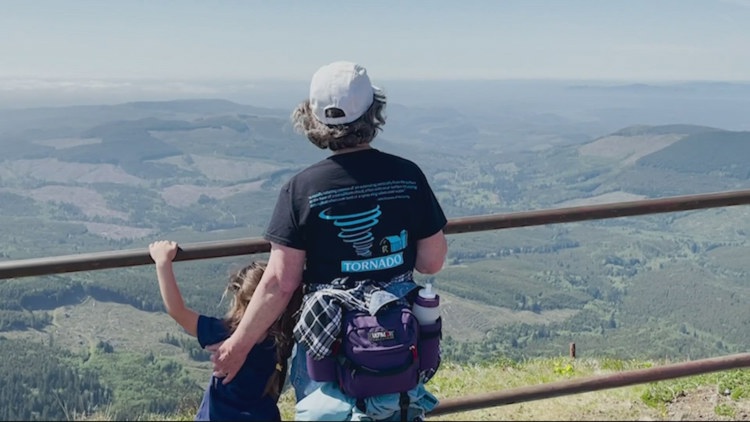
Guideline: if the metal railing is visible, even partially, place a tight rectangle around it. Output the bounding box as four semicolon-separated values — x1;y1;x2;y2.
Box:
430;352;750;416
4;188;750;280
3;188;750;416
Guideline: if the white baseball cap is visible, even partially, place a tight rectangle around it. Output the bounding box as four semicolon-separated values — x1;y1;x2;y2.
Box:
309;61;376;125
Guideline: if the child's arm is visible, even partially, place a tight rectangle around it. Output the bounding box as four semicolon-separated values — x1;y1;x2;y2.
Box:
149;240;199;337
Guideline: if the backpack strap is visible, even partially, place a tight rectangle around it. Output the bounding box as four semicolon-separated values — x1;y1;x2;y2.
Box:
356;398;367;413
399;391;409;422
355;394;410;421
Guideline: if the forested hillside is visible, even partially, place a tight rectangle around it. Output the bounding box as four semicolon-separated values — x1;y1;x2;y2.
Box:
1;100;750;419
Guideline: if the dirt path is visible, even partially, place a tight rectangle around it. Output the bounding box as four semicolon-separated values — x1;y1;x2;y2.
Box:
665;386;750;421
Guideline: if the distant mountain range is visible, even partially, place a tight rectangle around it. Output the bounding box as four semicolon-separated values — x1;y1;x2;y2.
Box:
1;99;749;239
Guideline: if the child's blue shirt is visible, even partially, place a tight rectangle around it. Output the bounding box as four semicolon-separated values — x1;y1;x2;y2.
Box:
194;315;280;421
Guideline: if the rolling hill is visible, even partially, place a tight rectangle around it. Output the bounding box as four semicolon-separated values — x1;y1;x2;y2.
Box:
1;100;749;420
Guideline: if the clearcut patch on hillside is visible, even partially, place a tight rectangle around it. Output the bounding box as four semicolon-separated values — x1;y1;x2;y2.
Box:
188;155;283;181
579;134;684;165
0;158;144;185
440;290;579;342
82;222;155;240
10;297;197;360
555;191;648;208
160;180;266;207
150;153;284;181
33;137;103;149
4;185;129;220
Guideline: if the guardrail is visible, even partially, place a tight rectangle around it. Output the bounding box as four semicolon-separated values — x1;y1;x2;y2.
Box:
429;352;750;416
3;188;750;417
3;188;750;280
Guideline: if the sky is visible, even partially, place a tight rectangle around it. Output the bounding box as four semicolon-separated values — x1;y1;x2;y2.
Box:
2;0;750;84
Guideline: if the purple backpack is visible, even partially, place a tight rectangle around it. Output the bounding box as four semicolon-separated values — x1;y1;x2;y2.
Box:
306;302;443;400
336;304;421;399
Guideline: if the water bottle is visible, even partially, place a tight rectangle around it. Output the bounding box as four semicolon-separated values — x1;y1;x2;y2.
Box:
412;280;442;376
412;280;440;325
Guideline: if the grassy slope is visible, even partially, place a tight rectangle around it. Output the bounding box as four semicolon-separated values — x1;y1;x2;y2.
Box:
83;358;750;421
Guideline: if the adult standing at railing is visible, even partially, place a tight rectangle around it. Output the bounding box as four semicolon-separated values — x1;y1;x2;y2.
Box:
208;61;448;421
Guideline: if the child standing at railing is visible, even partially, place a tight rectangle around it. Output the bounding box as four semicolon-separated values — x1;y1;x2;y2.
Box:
148;240;300;421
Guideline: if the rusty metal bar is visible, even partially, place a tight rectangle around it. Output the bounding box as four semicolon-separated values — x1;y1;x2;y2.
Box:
2;188;750;280
444;188;750;234
0;238;271;280
429;352;750;416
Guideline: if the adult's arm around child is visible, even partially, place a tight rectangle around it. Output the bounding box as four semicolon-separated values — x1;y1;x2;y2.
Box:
208;242;305;384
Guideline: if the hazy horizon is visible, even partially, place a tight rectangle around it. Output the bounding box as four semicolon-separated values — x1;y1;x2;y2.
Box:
4;0;750;81
3;78;750;136
4;77;750;110
5;0;750;112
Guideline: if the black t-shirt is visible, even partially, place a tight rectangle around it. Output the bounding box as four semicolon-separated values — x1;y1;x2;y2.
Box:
264;148;447;285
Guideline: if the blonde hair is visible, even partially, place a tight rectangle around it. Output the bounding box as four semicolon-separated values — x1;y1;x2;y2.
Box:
223;261;302;400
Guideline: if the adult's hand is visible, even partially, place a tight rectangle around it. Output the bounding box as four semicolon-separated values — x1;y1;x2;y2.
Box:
207;336;251;384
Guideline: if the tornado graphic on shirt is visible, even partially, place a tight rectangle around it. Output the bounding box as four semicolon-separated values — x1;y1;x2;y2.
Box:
310;180;416;273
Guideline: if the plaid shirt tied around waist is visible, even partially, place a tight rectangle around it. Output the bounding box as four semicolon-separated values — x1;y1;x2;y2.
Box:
293;272;418;361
